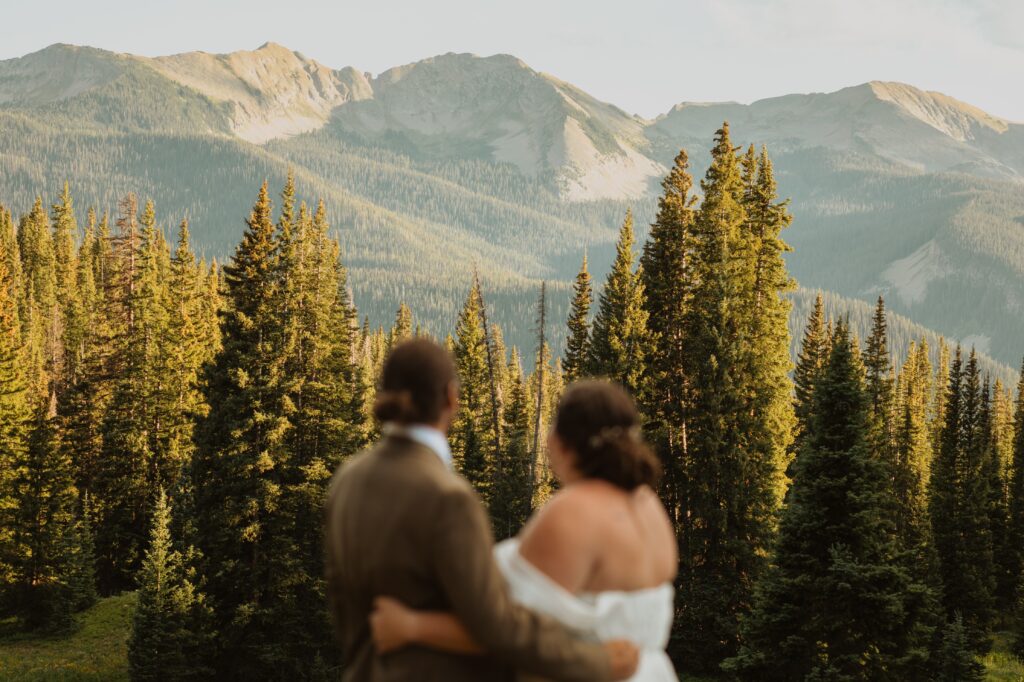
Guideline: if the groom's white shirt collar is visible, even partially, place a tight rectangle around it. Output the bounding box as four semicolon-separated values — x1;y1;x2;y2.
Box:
383;423;452;469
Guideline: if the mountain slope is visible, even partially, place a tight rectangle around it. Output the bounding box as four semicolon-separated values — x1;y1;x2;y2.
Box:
649;81;1024;180
0;42;1022;365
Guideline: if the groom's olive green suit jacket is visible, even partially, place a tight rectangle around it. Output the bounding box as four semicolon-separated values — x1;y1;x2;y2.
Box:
325;433;612;682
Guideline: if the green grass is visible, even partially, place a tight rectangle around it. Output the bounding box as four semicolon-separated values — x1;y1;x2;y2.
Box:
0;597;1019;681
0;593;135;681
985;631;1024;681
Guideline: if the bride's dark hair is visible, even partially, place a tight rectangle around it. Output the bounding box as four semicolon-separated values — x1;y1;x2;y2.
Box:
554;380;660;490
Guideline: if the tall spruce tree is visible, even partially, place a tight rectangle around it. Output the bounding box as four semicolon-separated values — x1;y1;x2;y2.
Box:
893;342;938;557
673;124;790;671
930;347;996;652
725;322;929;680
95;199;171;591
492;349;533;539
979;376;1011;607
194;181;294;676
51;183;78;396
640;149;697;522
17;196;57;402
60;214;113;500
588;209;650;397
451;279;493;502
0;238;30;603
276;198;365;672
194;181;362;677
1009;360;1024;605
793;293;827;453
562;254;593;384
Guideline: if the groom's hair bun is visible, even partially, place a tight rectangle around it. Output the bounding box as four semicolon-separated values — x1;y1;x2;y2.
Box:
374;339;457;425
554;380;660;491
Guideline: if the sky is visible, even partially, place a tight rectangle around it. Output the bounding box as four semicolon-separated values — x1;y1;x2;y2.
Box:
3;0;1022;121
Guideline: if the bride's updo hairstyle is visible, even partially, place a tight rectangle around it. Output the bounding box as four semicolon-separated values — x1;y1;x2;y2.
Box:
373;339;457;425
554;380;660;491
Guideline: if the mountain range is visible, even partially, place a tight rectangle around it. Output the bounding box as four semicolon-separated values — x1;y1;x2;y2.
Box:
1;42;1022;369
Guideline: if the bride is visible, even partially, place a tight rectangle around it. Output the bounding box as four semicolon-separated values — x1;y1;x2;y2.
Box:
370;380;678;681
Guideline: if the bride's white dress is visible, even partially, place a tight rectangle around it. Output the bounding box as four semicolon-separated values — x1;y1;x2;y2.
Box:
494;538;677;681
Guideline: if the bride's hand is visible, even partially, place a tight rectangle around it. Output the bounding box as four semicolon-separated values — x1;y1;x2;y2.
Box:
370;596;420;653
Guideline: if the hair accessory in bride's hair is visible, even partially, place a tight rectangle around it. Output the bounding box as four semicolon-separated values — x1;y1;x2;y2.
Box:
588;424;642;449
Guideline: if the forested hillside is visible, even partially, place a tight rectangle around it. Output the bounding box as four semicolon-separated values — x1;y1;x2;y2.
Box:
2;43;1023;364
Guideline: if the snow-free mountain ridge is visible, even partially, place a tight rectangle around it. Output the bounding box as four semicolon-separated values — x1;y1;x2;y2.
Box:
1;42;1023;366
6;43;1021;198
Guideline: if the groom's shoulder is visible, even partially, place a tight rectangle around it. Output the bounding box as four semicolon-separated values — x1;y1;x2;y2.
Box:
332;439;471;497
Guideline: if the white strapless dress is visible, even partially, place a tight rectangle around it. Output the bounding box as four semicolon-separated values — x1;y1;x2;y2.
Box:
494;538;677;682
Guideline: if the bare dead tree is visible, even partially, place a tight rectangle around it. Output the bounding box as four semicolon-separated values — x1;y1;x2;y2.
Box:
475;268;504;476
529;281;547;511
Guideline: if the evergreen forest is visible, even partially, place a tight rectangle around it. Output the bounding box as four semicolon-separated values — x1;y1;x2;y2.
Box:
1;123;1023;680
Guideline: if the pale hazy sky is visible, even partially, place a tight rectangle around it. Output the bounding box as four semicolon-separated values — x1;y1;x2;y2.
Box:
3;0;1022;121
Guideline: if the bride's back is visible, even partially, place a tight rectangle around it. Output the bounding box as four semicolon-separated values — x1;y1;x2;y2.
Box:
523;481;677;594
517;380;678;596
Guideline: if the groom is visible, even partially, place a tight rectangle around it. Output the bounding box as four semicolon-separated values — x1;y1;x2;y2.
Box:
325;339;638;681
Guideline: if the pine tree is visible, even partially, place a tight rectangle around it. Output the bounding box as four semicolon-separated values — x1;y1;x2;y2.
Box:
979;376;1011;608
865;297;894;420
492;349;533;539
1008;359;1024;610
588;210;650;397
275;197;365;672
725;322;929;680
0;205;23;324
930;347;996;651
66;493;98;612
674;125;790;671
11;407;79;631
475;273;505;489
737;142;795;550
18;197;58;404
94;198;171;591
793;293;827;451
128;490;213;681
893;342;938;555
639;149;697;517
934;615;985;682
0;237;30;602
161;218;211;520
451;279;492;501
60;214;113;500
194;181;292;676
562;254;592;383
51;182;78;396
194;182;362;677
389;302;413;347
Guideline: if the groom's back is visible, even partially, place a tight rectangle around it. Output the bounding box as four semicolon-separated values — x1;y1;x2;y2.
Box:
325;434;507;682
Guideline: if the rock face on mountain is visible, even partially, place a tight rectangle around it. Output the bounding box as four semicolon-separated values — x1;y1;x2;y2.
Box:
649;81;1024;181
1;42;1022;364
144;43;373;143
327;53;665;200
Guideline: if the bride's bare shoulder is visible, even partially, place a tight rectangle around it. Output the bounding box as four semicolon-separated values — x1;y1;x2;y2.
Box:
522;482;619;538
